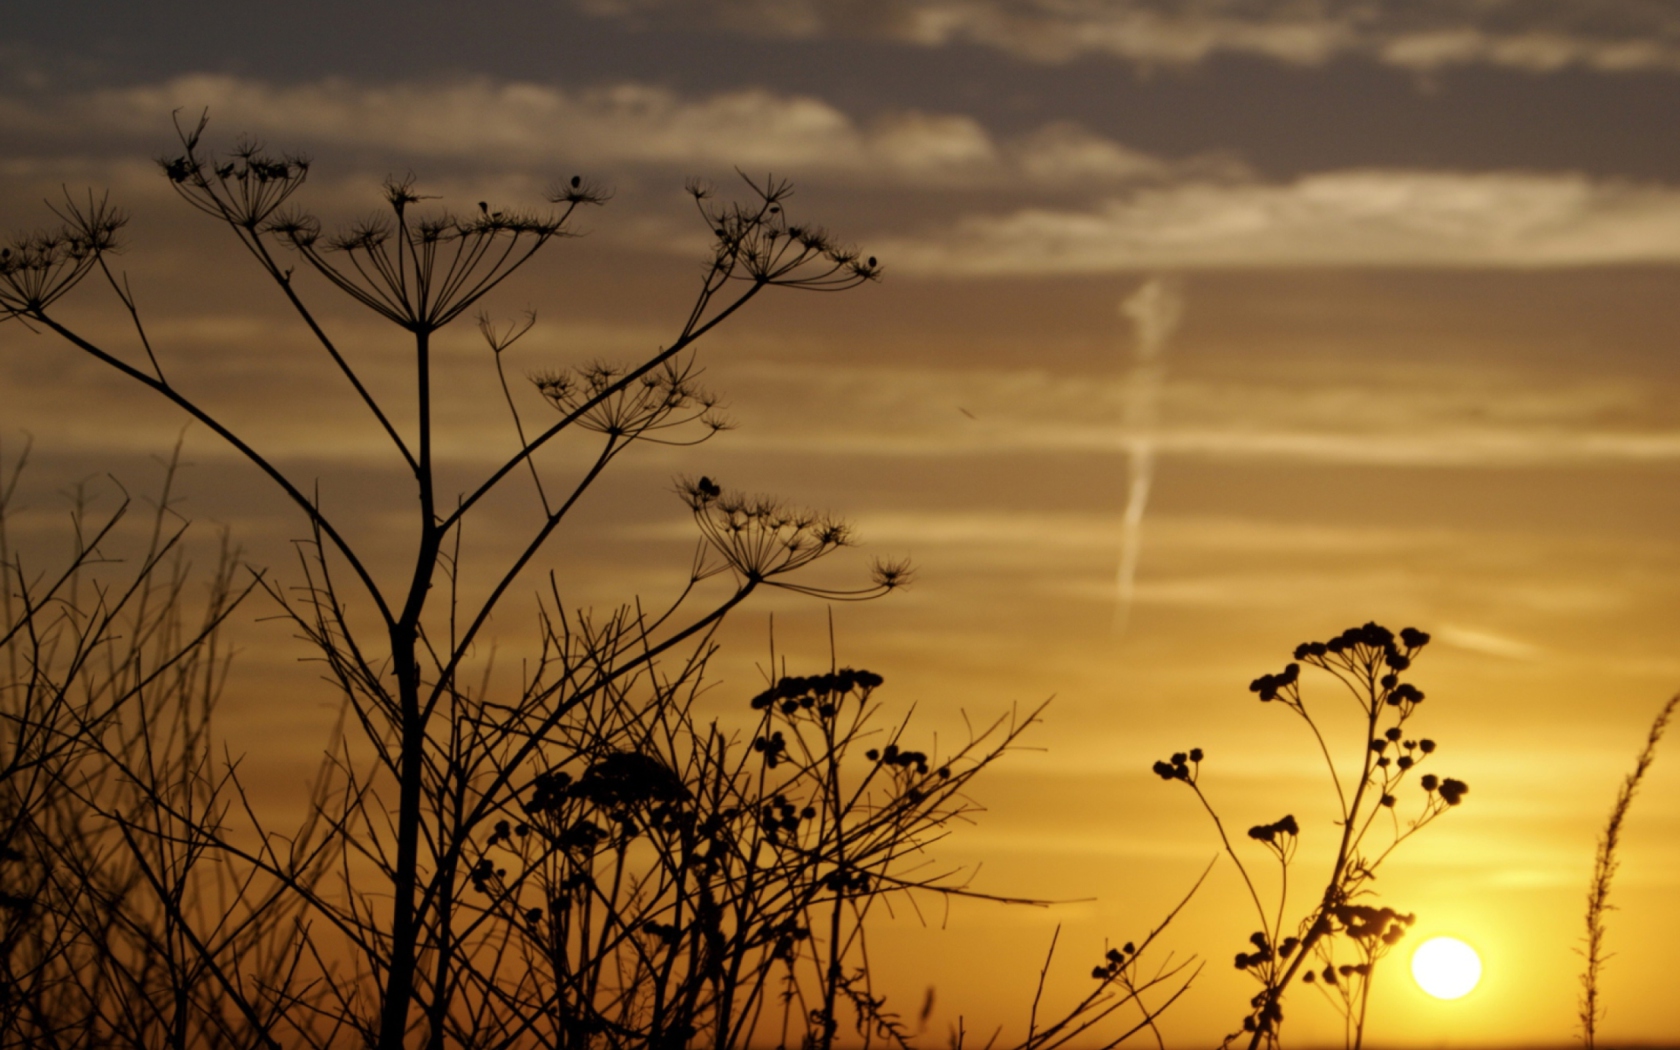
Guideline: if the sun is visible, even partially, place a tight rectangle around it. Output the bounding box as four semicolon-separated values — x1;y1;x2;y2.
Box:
1411;936;1482;1000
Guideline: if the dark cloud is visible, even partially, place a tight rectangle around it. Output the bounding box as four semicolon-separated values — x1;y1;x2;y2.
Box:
573;0;1680;73
6;1;1680;185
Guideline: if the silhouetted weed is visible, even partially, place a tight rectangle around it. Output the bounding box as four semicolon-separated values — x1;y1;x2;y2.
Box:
1579;691;1677;1049
0;116;1205;1050
1153;623;1468;1049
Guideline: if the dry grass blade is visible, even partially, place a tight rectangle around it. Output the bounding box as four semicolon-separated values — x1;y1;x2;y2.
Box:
1578;691;1678;1049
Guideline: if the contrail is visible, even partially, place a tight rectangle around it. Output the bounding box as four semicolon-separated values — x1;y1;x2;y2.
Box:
1114;277;1184;635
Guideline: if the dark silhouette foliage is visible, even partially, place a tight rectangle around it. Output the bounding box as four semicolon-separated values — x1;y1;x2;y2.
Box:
0;117;1194;1050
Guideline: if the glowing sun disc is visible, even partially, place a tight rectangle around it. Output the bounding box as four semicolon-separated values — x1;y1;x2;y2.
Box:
1411;936;1482;1000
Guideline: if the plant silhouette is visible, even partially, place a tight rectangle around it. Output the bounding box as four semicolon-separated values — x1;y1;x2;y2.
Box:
1153;623;1469;1049
0;439;332;1049
0;118;1199;1049
1578;690;1676;1049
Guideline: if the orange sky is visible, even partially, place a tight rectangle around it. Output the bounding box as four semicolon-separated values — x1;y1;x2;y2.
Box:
4;4;1680;1045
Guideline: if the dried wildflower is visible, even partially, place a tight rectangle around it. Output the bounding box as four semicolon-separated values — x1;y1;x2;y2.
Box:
1438;778;1469;805
536;356;728;443
0;194;126;318
1166;624;1465;1049
681;483;896;598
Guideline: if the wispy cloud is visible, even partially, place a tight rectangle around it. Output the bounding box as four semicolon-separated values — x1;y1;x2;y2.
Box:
574;0;1680;75
873;171;1680;271
728;420;1680;466
717;360;1680;466
615;510;1456;560
12;76;1670;273
1434;624;1544;661
0;74;1205;190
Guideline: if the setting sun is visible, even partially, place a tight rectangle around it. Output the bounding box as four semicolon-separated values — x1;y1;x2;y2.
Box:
1412;937;1484;1000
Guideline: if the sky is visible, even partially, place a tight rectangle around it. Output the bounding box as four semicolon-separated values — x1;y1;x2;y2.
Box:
3;1;1680;1045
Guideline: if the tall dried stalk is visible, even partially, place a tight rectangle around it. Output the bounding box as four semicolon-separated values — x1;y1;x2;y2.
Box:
1579;691;1678;1049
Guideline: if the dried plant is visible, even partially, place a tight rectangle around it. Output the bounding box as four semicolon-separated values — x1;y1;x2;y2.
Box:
0;439;329;1049
1152;623;1470;1049
1578;690;1677;1049
0;113;1201;1050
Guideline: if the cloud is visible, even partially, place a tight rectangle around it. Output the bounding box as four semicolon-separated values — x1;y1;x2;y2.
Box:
715;360;1680;466
0;74;1195;190
23;76;1663;276
855;511;1449;557
871;170;1680;271
1434;624;1544;661
572;0;1680;75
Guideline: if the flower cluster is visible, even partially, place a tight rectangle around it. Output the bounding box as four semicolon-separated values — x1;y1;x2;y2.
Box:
682;480;851;584
1328;903;1414;946
863;743;939;777
1249;663;1299;703
1090;940;1138;980
1156;624;1474;1048
1421;774;1469;806
1245;815;1299;843
571;751;689;810
1371;730;1435;771
555;819;608;854
1150;748;1203;783
1293;623;1429;665
0;195;125;318
759;793;815;839
688;174;881;291
262;165;606;330
486;818;531;847
469;857;506;895
1234;930;1300;971
524;769;574;816
160;131;310;230
533;356;725;443
1246;814;1300;862
749;667;883;717
1239;993;1284;1037
752;730;788;768
513;753;691;863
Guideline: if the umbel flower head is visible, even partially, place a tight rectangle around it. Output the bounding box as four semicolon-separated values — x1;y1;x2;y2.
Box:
687;173;880;291
270;173;602;331
160;114;311;230
0;193;125;319
162;116;608;333
533;355;728;444
678;476;908;599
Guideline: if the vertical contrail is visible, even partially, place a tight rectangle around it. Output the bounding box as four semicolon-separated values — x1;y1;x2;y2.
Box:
1114;277;1184;635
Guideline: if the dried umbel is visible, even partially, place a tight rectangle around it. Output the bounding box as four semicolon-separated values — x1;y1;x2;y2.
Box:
687;173;880;292
678;475;908;599
275;177;599;331
533;355;728;442
161;116;311;230
0;194;125;318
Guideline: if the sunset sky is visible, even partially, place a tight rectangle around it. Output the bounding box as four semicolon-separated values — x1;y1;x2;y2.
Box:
4;2;1680;1045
